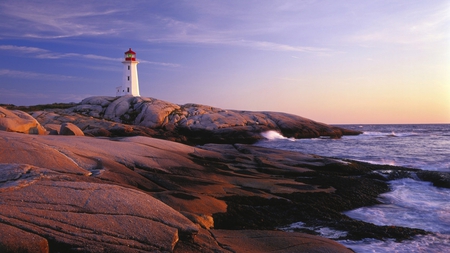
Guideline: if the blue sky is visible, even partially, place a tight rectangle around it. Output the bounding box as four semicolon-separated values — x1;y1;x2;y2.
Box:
0;0;448;124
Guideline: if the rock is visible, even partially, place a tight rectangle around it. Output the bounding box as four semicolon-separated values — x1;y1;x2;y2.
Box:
72;104;104;118
0;130;426;251
0;107;46;134
211;230;353;253
83;127;111;137
135;98;180;128
60;122;84;136
104;95;133;121
181;212;215;230
0;139;92;176
417;171;450;188
61;96;361;144
30;111;60;125
0;223;49;253
80;96;115;107
0;178;198;252
44;123;61;135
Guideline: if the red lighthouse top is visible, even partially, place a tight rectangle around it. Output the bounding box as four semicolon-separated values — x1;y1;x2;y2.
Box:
124;48;136;61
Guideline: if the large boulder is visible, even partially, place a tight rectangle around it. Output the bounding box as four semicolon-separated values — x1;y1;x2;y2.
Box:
0;163;198;253
0;107;46;134
134;98;180;128
103;95;134;121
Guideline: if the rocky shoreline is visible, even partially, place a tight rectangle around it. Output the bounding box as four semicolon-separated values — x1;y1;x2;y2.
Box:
1;99;448;252
51;95;361;143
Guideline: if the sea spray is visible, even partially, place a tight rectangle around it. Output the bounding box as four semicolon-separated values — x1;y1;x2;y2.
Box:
261;130;294;141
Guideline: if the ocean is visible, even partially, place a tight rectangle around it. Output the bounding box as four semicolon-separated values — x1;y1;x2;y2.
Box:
255;124;450;253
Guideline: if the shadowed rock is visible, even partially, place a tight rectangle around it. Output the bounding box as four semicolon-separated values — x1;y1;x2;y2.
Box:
0;223;49;253
417;171;450;188
211;230;352;253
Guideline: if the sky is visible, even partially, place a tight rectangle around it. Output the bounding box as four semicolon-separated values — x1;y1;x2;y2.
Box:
0;0;448;124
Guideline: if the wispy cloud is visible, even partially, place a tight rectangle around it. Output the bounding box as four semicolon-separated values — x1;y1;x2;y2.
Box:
139;60;181;67
147;36;333;54
0;1;122;39
244;40;332;54
0;45;48;54
0;45;180;67
0;69;77;81
0;1;333;55
143;2;335;55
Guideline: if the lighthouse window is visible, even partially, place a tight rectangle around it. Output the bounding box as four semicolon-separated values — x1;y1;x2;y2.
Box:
127;76;130;81
128;66;130;70
127;88;130;92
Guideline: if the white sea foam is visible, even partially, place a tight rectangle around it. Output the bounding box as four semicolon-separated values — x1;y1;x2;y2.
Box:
283;179;450;252
362;131;387;137
361;131;419;138
256;124;450;252
345;178;450;233
340;234;450;253
341;178;450;252
279;221;348;239
260;131;294;141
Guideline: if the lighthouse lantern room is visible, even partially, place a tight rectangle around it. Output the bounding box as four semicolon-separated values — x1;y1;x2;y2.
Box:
116;48;140;96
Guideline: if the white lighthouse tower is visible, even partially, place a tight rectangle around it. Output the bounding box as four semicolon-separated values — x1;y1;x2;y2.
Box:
116;48;140;96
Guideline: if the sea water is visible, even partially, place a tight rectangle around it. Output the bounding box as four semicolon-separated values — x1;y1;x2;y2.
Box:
256;124;450;252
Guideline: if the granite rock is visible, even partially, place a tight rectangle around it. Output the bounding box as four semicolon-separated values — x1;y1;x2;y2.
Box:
0;178;197;252
0;223;49;253
0;130;361;252
0;107;46;134
67;96;361;144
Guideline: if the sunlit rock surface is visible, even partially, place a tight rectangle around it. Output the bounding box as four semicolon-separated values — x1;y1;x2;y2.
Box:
65;95;360;144
0;107;46;134
0;128;356;252
60;122;85;136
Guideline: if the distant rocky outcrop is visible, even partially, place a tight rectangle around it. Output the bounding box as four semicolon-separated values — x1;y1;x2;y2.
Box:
2;95;360;143
0;107;46;134
65;95;360;144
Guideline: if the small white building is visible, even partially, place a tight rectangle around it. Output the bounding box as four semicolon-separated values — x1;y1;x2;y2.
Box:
116;48;140;96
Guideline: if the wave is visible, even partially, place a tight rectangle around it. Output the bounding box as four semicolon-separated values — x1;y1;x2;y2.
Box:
260;131;295;141
341;178;450;252
362;131;419;138
341;234;450;253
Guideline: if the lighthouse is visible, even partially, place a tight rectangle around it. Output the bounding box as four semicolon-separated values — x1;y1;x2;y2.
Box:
116;48;140;96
